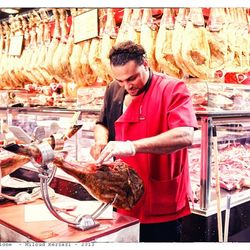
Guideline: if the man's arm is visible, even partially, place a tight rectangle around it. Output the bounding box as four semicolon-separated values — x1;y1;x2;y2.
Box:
133;126;194;154
96;126;195;163
90;124;109;160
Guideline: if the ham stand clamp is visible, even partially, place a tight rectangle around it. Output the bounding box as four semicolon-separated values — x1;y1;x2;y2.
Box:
36;137;109;231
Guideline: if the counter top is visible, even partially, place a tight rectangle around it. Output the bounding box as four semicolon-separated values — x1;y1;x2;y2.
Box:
0;194;139;242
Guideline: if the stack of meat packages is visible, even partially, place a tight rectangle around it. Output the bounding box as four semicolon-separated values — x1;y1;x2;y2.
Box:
0;8;250;92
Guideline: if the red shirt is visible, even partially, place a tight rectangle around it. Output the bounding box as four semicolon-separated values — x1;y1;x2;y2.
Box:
115;73;198;223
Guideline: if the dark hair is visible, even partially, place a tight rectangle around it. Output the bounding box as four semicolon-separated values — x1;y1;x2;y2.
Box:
108;40;146;66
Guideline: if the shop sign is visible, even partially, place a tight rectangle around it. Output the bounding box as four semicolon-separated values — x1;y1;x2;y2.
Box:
74;9;98;43
8;35;24;56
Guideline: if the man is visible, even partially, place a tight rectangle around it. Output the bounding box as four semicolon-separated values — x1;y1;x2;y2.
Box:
90;41;198;242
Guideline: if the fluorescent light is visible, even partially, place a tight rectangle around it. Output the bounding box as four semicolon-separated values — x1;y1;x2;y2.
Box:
1;8;20;14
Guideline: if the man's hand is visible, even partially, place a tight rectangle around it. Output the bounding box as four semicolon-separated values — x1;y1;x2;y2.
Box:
96;141;136;164
90;141;107;160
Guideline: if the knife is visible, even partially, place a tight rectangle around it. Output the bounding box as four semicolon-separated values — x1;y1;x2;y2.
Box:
3;142;19;152
3;143;29;156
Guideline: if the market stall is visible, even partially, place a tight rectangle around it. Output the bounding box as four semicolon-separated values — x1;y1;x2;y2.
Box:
1;7;250;242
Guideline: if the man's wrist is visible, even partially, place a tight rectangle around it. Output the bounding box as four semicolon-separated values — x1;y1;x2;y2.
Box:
126;140;136;155
95;140;108;145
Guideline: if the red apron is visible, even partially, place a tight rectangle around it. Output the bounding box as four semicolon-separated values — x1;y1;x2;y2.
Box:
114;74;196;223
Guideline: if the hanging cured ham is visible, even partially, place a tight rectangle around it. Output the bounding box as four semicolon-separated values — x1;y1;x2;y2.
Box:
247;11;250;67
16;17;33;86
155;8;182;78
42;9;61;80
88;9;110;84
100;8;116;81
207;8;228;72
80;39;97;86
115;8;132;44
52;9;71;82
182;8;211;79
239;8;250;70
69;8;88;88
140;9;158;72
0;24;4;88
224;8;237;71
221;8;249;72
29;11;52;86
4;16;20;88
13;16;32;86
0;21;10;87
127;9;143;44
0;21;16;88
172;8;195;77
31;9;54;86
232;8;249;71
60;8;76;91
22;14;45;85
230;9;244;70
7;16;26;88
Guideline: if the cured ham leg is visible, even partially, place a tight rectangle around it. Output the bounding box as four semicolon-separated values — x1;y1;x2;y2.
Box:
80;40;97;86
60;8;76;98
100;8;116;81
127;9;142;44
232;8;249;71
14;16;32;86
140;9;158;72
69;9;86;87
115;8;132;44
88;9;110;84
172;8;195;77
0;21;16;88
0;150;30;177
155;8;182;78
42;9;61;79
0;24;4;88
53;158;144;210
224;8;237;71
32;9;53;85
52;9;72;82
8;16;26;88
207;8;228;72
182;8;211;79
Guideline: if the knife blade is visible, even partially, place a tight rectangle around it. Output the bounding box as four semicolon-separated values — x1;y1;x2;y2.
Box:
3;143;21;154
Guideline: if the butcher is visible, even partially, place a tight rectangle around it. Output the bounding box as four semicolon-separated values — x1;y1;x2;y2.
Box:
90;40;198;242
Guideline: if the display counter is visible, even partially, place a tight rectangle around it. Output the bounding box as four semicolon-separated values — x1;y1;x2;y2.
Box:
2;99;250;217
183;82;250;241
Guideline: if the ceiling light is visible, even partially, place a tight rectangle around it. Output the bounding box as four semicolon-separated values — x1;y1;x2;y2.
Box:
1;8;20;14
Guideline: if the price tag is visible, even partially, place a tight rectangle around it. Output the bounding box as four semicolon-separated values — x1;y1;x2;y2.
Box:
9;35;24;56
74;9;99;44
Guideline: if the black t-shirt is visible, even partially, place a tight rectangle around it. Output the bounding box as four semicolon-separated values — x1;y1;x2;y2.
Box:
96;70;153;141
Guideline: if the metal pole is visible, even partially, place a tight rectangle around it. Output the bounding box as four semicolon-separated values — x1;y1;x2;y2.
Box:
213;125;223;242
224;195;231;242
200;117;212;210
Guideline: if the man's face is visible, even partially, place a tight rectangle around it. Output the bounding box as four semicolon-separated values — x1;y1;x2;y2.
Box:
111;60;149;96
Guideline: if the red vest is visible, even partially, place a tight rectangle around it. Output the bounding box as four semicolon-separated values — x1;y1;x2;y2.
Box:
115;73;198;223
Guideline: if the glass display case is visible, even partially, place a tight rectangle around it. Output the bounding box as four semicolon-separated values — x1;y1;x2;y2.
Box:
186;80;250;112
187;81;250;216
0;107;100;185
